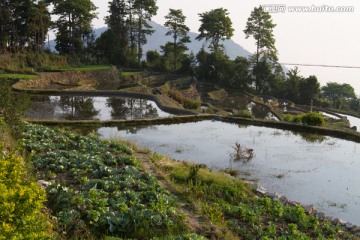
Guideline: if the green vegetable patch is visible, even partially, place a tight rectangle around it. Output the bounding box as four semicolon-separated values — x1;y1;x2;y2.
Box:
21;124;189;239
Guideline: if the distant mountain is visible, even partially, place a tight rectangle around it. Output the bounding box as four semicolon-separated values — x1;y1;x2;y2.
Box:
49;21;252;60
144;21;252;60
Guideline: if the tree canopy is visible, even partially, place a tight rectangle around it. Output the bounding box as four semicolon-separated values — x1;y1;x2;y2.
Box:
163;9;190;71
196;8;234;52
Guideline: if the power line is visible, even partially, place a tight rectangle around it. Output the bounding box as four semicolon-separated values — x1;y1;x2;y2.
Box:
280;63;360;69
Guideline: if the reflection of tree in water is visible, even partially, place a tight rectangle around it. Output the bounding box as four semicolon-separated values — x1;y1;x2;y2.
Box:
220;96;249;110
293;132;327;143
251;104;270;119
59;96;99;120
106;97;159;119
117;125;158;134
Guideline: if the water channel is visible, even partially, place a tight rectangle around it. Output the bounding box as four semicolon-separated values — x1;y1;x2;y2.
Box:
98;120;360;225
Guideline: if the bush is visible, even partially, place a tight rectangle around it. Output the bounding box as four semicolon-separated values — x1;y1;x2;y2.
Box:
0;145;54;239
0;80;29;139
233;110;254;119
300;112;325;126
282;112;325;126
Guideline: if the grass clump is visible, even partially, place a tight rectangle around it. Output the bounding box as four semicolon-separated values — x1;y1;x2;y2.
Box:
168;88;201;110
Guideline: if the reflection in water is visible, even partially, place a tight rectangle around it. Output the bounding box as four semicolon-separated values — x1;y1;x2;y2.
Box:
293;132;327;143
106;98;159;120
250;104;277;120
25;95;171;120
59;96;99;119
98;120;360;225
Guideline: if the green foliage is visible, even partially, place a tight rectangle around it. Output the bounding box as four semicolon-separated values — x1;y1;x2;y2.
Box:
244;6;277;62
52;0;97;55
0;145;54;239
0;80;29;139
244;6;280;93
300;112;326;126
282;112;326;126
0;0;51;53
196;8;234;52
153;156;356;239
21;124;187;238
0;53;68;72
321;82;358;110
196;49;234;84
233;110;254;119
0;73;37;80
163;9;191;72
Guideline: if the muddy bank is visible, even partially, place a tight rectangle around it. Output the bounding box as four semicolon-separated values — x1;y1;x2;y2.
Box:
13;67;120;90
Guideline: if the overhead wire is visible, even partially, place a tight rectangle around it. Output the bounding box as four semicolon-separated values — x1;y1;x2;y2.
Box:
280;63;360;69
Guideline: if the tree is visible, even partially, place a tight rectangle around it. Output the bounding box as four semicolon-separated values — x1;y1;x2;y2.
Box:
28;0;51;52
104;0;129;65
298;75;320;105
133;0;158;66
244;6;277;92
0;0;11;53
0;0;51;53
146;50;161;70
196;8;234;52
231;56;252;89
163;8;190;71
321;82;357;109
51;0;97;55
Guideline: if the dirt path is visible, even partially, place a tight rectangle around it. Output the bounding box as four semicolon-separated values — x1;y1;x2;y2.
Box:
135;152;205;234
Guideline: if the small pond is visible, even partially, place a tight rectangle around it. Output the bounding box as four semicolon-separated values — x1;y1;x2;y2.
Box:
98;120;360;225
25;95;171;120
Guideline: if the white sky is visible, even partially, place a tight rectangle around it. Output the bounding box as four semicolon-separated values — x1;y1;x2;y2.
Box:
92;0;360;95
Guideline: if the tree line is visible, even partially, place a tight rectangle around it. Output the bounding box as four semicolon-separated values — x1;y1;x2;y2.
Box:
0;0;358;111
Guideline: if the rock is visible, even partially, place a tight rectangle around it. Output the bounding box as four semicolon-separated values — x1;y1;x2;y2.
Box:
280;196;288;205
256;187;267;195
331;218;340;225
350;225;360;233
351;126;357;131
265;192;281;200
287;200;301;206
303;205;317;215
324;216;333;221
345;222;354;229
316;211;326;220
338;219;347;226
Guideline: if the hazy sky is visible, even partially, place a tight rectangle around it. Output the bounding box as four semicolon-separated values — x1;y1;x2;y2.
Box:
91;0;360;95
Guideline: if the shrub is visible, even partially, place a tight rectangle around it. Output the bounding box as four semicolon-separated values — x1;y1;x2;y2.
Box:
0;80;29;139
0;145;54;239
282;112;325;126
183;98;201;109
300;112;326;126
233;110;254;119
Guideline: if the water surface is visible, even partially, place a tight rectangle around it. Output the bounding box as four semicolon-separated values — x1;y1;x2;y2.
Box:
98;120;360;224
25;95;171;120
